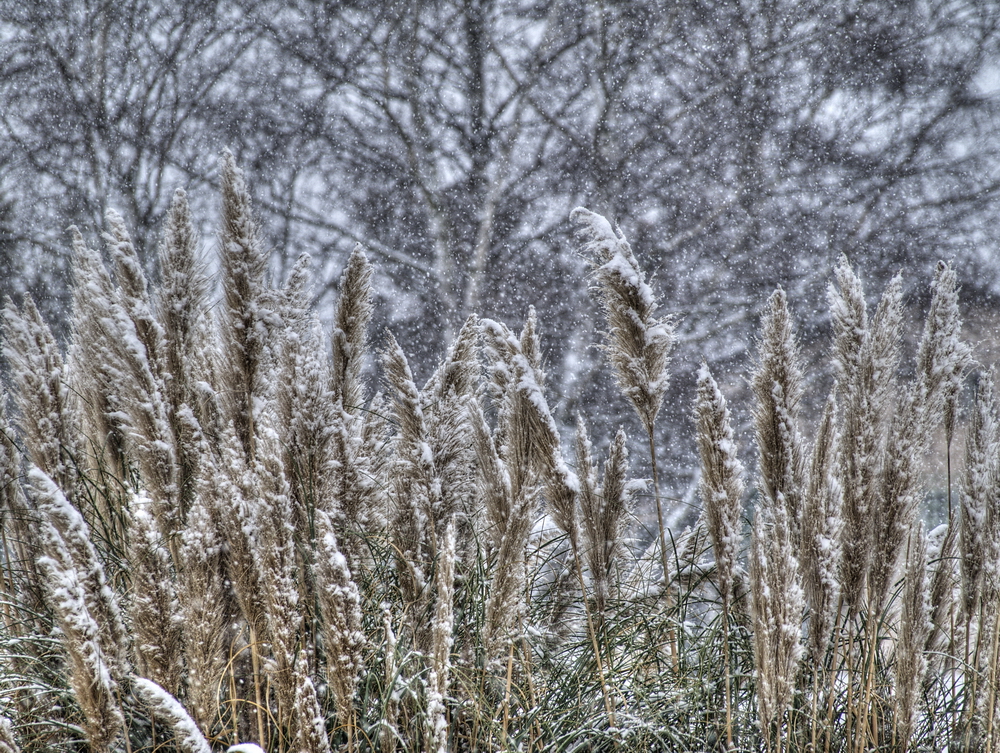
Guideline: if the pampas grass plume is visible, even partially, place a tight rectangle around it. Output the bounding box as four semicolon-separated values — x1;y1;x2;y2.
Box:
134;678;212;753
333;245;374;413
571;207;673;436
0;717;20;753
695;362;745;607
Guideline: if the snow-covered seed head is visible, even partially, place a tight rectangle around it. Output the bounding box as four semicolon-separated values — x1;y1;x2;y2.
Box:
751;288;805;545
572;207;674;436
694;363;745;607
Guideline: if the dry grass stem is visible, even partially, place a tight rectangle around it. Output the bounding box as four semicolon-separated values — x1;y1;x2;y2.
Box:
750;289;806;752
695;363;746;608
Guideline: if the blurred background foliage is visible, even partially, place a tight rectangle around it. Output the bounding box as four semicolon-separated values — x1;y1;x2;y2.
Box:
2;0;1000;502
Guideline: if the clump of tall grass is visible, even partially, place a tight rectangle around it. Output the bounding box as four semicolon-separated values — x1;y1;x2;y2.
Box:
0;161;998;753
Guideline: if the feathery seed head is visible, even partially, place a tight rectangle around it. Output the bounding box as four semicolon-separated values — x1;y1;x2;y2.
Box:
917;261;970;441
293;649;333;753
573;207;674;435
695;363;745;605
134;678;213;753
156;188;208;384
960;371;999;618
802;392;843;664
218;151;272;461
4;294;82;494
333;245;373;412
830;263;902;616
752;288;805;543
0;716;19;753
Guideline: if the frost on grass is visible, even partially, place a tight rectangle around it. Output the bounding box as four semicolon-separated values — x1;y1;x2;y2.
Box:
127;495;183;695
315;509;365;728
134;678;212;753
28;466;129;677
35;539;124;751
0;716;20;753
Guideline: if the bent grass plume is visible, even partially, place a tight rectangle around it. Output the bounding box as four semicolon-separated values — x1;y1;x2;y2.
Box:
0;174;994;753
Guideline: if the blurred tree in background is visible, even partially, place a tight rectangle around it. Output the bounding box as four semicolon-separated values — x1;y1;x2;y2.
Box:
2;0;999;497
